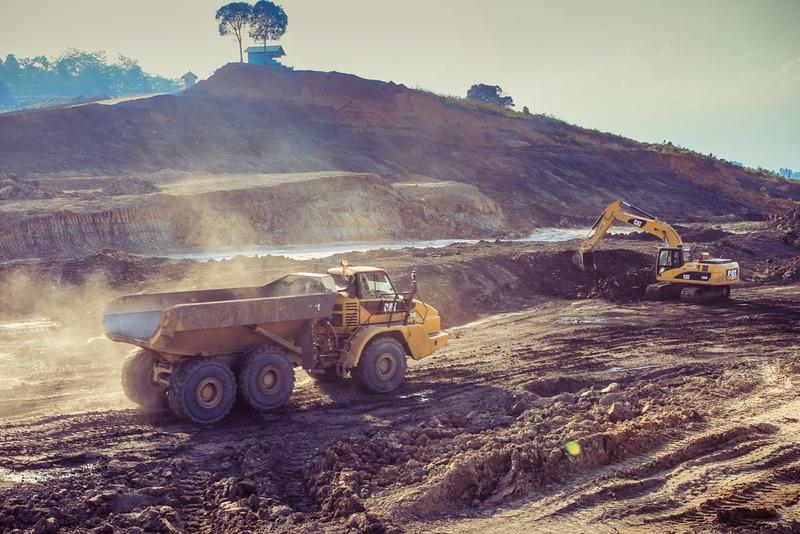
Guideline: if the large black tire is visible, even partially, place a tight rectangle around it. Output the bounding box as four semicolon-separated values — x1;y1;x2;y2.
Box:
352;337;407;393
121;349;167;410
167;359;237;424
238;347;295;411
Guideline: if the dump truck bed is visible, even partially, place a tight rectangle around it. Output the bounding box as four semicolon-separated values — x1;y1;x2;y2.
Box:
104;273;339;356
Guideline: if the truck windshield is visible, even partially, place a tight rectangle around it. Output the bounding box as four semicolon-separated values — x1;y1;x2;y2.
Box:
358;272;396;299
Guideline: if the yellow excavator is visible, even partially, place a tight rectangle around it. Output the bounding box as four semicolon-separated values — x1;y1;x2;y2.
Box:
573;200;740;303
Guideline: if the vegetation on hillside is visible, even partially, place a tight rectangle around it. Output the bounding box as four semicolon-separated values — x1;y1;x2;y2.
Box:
466;83;514;109
0;49;180;112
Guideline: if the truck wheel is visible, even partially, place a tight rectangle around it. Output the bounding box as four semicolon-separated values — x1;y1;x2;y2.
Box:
353;337;407;393
238;348;295;411
121;349;167;410
167;359;236;424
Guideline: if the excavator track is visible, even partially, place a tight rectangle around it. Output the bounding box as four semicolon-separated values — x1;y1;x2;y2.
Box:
645;282;683;301
680;285;731;304
646;283;731;303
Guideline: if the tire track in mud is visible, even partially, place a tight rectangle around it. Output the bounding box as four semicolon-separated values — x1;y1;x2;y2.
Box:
519;392;800;531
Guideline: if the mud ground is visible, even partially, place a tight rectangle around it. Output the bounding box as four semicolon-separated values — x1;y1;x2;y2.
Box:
0;229;799;533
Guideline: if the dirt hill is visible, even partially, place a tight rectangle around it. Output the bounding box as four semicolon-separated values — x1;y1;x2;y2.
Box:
1;63;798;226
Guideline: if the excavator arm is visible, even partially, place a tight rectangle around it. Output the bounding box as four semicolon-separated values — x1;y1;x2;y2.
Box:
574;200;683;271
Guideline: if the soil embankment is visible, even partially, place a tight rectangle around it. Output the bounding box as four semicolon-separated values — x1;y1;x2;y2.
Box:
0;173;512;261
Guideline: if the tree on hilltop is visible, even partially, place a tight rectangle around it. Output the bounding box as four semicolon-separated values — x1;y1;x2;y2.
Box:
216;2;253;63
466;84;515;109
249;1;288;50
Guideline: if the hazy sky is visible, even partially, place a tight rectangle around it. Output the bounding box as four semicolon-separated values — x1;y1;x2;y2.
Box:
2;0;798;170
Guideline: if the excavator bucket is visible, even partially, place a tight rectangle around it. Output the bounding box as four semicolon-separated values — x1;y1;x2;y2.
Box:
572;251;595;271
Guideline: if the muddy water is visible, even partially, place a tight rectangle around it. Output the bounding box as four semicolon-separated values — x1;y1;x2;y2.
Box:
165;227;596;262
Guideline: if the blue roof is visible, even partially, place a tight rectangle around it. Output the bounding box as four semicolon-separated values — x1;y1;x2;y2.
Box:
245;45;285;56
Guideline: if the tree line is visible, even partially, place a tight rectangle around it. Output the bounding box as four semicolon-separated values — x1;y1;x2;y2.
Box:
216;1;288;62
0;50;179;110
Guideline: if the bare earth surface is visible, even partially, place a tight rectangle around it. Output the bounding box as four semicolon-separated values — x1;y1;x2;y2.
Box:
0;233;799;533
3;62;800;534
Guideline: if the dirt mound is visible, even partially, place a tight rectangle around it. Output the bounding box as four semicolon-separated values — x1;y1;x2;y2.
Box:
304;378;705;522
101;177;158;196
772;206;800;248
674;225;733;243
762;256;800;282
0;173;58;200
588;265;654;301
610;225;732;244
2;64;799;226
404;247;653;325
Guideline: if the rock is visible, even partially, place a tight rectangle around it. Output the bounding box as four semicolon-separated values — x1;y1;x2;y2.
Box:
598;392;622;407
405;459;422;470
90;523;114;534
86;491;115;507
141;486;169;497
112;491;156;514
546;448;563;465
510;398;530;415
236;478;257;497
271;504;293;518
600;382;621;394
554;392;577;404
32;516;58;534
607;402;635;422
530;396;557;409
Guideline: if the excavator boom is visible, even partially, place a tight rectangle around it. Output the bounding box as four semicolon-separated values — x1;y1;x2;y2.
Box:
574;200;683;271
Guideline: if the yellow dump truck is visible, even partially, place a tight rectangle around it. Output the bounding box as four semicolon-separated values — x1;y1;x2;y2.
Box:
103;264;448;424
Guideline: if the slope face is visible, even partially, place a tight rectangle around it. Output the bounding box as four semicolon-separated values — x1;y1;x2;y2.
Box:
0;63;797;224
0;173;511;260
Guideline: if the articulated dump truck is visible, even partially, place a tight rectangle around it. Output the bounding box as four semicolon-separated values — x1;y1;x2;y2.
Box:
104;265;449;424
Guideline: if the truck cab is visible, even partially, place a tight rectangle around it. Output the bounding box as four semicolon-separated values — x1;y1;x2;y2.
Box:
323;265;448;364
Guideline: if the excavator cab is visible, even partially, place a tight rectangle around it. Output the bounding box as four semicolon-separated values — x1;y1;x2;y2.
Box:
656;247;690;274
